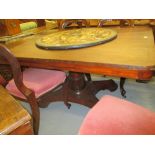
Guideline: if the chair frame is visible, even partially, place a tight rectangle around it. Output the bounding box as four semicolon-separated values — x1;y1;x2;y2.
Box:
0;44;39;134
58;19;90;30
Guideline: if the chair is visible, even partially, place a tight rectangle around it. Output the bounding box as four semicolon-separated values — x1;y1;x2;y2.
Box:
0;44;67;134
58;19;90;30
79;95;155;135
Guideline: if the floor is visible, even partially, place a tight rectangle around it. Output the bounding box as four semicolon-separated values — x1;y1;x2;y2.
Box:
21;75;155;135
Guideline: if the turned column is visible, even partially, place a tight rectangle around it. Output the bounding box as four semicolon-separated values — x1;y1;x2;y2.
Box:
68;71;86;94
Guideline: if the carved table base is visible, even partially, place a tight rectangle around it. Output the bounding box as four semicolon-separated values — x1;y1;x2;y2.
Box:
38;71;118;108
0;64;118;108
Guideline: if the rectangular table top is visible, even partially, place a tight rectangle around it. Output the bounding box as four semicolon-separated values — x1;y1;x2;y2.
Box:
5;26;155;67
2;26;155;80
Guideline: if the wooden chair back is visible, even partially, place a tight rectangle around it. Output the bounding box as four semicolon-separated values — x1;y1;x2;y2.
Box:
0;44;39;134
58;19;90;29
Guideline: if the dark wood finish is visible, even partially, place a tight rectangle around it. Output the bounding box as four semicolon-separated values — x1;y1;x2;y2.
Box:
58;19;90;29
38;72;117;108
120;77;126;98
0;19;21;36
65;72;117;107
0;56;153;80
0;85;33;135
36;19;45;27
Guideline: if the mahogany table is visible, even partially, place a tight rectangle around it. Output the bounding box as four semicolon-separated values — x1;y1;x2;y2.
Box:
1;26;155;108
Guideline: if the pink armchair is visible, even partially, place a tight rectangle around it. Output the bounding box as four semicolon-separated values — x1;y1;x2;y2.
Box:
0;44;68;134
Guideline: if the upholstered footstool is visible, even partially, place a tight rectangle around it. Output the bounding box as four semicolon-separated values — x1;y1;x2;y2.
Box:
79;95;155;135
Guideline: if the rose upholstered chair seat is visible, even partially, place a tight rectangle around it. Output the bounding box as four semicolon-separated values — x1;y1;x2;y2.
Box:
79;95;155;135
6;68;66;99
0;44;67;134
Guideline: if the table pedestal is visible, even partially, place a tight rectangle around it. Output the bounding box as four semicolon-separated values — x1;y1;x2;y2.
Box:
38;71;118;108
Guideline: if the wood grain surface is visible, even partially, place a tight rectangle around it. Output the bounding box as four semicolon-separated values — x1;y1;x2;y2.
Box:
2;26;155;80
0;85;32;135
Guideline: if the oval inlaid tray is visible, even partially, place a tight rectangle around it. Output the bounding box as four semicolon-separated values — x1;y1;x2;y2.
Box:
35;28;117;50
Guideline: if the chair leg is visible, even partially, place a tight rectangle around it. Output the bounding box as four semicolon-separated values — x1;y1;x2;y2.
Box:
27;96;40;135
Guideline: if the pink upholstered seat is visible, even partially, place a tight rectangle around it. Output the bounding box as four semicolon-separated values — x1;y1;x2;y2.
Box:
6;68;66;99
79;95;155;135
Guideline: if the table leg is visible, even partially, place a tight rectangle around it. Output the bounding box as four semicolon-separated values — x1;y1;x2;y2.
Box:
120;77;126;98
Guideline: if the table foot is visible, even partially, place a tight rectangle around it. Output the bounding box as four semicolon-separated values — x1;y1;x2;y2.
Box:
120;77;126;98
93;79;118;94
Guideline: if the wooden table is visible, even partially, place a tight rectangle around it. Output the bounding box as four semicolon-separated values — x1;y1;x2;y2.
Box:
1;26;155;108
0;85;33;135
